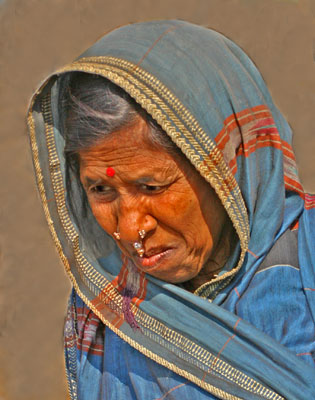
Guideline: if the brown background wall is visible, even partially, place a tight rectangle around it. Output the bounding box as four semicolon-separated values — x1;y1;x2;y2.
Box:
0;0;314;399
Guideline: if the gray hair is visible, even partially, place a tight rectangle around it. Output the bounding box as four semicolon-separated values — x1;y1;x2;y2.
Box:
61;72;178;161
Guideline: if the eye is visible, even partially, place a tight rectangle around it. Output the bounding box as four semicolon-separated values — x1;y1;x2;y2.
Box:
88;185;115;200
139;184;165;194
91;185;109;193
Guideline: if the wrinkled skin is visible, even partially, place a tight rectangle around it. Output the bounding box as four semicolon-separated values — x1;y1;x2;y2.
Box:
79;116;236;291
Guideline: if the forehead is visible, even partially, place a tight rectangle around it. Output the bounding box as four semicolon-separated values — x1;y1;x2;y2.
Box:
78;116;182;176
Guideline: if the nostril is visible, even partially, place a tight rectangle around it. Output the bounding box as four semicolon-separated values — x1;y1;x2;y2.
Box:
141;215;158;234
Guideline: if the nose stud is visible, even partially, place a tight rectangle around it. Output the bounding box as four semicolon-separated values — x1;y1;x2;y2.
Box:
133;229;146;257
113;231;121;240
138;229;146;239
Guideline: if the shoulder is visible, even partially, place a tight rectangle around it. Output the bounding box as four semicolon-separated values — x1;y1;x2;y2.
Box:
235;227;315;366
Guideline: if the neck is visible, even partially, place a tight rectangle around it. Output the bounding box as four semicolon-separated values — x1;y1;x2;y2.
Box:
183;222;237;293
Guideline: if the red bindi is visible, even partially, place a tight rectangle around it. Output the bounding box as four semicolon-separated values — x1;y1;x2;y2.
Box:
106;167;115;177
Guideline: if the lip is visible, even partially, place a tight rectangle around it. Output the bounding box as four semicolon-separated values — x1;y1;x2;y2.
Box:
136;248;173;269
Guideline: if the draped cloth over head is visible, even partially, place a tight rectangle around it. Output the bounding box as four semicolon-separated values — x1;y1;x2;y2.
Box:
27;20;315;399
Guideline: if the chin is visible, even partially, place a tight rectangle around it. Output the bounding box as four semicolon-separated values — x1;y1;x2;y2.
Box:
150;267;198;284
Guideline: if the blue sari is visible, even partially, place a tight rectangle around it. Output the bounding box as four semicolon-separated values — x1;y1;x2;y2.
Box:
28;20;315;399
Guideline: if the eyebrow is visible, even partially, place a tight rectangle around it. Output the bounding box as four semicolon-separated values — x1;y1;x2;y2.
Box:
84;177;104;187
83;175;161;187
134;176;156;184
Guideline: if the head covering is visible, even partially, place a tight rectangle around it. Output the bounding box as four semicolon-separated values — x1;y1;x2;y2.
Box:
27;20;315;399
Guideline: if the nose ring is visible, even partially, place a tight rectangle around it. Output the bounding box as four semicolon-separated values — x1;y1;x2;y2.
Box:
133;241;145;257
133;229;146;257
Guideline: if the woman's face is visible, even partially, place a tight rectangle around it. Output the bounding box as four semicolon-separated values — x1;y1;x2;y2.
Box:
79;116;232;285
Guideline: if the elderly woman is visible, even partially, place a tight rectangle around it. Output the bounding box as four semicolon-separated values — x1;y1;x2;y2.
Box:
28;20;315;399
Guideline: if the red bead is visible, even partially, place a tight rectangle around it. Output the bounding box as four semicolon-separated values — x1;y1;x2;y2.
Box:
106;167;115;177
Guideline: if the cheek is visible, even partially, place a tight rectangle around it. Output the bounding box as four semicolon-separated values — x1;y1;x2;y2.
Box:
89;201;115;232
154;189;194;219
153;188;203;233
165;190;216;253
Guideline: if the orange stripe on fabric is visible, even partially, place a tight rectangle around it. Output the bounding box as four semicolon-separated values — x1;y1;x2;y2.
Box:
227;137;296;176
290;219;299;231
78;344;104;351
91;284;117;308
155;382;189;400
281;140;295;157
228;157;237;175
247;249;258;258
209;318;241;370
76;318;99;327
215;106;271;139
210;334;236;370
215;129;230;150
111;255;129;292
199;319;241;382
133;273;148;308
284;176;304;197
78;345;104;354
90;287;122;325
215;115;255;145
233;318;241;331
236;136;282;157
134;26;178;68
224;106;270;127
80;340;104;349
250;117;275;128
115;255;148;308
305;194;315;209
78;344;103;352
213;107;303;196
305;203;315;210
111;257;127;286
237;136;295;160
78;349;103;355
112;314;124;329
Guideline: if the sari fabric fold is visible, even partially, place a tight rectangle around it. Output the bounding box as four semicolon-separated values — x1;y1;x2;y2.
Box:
27;20;315;399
